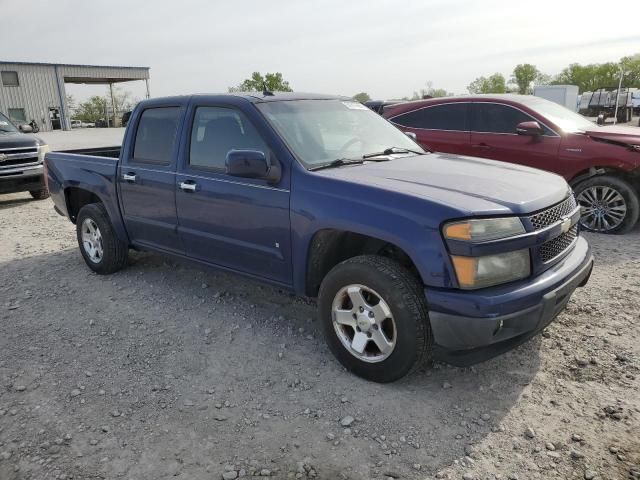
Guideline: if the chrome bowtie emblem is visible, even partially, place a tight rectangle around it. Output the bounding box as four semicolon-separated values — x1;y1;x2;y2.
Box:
0;153;7;162
560;217;572;233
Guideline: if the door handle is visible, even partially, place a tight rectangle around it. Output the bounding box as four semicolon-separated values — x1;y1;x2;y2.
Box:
122;173;137;182
179;181;197;192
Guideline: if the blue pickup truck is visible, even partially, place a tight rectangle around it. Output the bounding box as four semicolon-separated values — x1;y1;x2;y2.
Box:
45;92;594;382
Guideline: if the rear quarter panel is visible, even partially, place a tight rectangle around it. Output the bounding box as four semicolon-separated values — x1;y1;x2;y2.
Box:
45;152;129;243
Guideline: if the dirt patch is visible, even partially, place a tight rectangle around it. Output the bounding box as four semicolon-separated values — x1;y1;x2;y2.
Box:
1;192;639;480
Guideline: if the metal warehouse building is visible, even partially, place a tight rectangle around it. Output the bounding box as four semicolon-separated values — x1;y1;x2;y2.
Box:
0;61;150;132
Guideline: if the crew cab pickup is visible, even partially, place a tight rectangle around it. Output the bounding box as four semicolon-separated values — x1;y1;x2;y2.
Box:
45;93;594;382
1;111;50;199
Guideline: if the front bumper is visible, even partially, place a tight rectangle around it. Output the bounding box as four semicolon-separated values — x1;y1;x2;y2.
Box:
0;165;44;194
427;237;593;366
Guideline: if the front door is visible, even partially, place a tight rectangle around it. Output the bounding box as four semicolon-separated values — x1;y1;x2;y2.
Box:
469;102;561;169
118;105;184;253
175;103;291;285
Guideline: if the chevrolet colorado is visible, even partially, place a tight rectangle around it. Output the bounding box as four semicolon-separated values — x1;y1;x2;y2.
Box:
45;93;594;382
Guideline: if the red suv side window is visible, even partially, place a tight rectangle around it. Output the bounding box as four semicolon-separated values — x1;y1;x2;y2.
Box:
391;103;468;131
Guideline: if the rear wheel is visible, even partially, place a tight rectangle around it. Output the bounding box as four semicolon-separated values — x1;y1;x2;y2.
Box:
29;188;49;200
318;255;432;383
76;203;128;274
574;175;639;234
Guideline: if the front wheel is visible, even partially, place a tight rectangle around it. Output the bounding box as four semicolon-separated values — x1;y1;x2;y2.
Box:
76;203;128;274
574;175;639;234
318;255;432;383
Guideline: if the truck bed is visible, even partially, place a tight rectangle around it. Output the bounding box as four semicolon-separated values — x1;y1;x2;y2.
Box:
55;146;121;158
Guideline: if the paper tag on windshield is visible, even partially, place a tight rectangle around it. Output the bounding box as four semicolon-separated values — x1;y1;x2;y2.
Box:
0;121;8;126
342;101;368;110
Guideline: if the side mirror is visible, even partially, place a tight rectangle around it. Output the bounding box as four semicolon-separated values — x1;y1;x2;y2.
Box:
516;121;543;136
225;150;281;183
19;124;33;133
404;131;417;140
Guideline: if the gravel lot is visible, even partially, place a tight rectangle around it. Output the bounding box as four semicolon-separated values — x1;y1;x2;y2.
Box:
0;191;639;480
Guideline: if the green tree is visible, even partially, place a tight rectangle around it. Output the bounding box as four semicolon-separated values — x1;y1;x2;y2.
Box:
229;72;292;92
511;64;540;94
620;53;640;87
552;62;619;93
411;81;453;99
467;73;507;94
110;86;135;114
352;92;371;103
74;96;108;122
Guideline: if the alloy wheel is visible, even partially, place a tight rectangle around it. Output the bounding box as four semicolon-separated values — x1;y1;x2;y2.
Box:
331;284;397;363
577;186;627;232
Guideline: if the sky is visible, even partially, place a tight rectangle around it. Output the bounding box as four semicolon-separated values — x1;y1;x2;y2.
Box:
2;0;639;102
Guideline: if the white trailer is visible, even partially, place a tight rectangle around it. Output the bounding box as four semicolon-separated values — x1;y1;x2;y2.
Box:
533;85;579;111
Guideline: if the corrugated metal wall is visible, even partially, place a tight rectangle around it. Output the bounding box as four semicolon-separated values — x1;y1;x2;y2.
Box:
0;62;149;132
0;64;61;131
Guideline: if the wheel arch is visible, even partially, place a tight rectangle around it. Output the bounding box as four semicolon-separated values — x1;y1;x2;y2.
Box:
304;228;425;297
64;186;130;244
570;166;640;191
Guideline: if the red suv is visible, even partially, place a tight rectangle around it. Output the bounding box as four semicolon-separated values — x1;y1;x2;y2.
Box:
384;95;640;233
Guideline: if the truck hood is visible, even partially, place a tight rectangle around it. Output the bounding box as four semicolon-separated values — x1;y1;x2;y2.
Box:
317;153;570;215
583;125;640;146
0;131;44;148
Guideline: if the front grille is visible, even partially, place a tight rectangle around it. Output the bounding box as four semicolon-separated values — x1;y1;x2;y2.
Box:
0;147;38;155
539;225;578;262
0;157;39;168
528;195;577;230
0;147;40;170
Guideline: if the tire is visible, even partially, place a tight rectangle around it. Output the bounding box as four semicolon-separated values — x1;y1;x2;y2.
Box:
574;175;639;234
76;203;128;274
318;255;432;383
29;188;50;200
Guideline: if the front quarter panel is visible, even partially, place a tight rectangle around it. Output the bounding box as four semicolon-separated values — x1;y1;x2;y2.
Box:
559;133;640;180
290;165;460;293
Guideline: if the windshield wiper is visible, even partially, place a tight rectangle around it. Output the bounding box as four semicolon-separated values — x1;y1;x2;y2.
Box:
309;156;393;172
309;158;366;171
362;146;425;159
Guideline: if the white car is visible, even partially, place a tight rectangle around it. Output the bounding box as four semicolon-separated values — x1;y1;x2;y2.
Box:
70;120;82;129
81;121;95;128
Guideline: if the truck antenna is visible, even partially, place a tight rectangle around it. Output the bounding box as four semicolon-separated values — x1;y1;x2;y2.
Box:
262;82;274;96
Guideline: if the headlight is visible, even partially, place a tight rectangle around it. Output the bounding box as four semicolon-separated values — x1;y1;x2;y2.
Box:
451;249;531;289
444;217;525;243
37;144;50;163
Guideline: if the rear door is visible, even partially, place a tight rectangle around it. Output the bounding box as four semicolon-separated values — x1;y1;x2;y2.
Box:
387;102;472;155
175;101;292;285
118;104;184;253
469;102;561;169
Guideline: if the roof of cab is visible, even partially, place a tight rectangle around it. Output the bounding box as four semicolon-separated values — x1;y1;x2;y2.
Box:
193;92;350;103
136;92;352;109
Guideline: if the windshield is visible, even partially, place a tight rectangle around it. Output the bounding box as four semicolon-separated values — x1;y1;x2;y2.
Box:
257;99;425;168
524;97;596;133
0;112;19;133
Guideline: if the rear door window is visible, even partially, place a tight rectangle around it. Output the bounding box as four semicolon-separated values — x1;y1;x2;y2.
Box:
133;107;181;164
391;103;468;131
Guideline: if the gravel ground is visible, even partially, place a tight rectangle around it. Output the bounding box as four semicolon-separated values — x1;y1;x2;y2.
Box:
0;193;638;480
